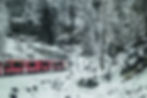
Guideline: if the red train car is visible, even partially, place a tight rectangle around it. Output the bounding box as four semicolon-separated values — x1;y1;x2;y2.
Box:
25;61;41;73
4;60;24;75
52;61;65;71
0;60;67;76
39;60;52;71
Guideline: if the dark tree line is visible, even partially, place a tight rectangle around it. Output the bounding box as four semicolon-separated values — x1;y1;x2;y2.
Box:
8;0;57;45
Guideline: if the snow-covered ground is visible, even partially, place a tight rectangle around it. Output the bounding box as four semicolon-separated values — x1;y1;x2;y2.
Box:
0;61;147;98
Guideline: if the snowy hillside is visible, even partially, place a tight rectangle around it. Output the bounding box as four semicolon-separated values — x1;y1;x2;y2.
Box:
0;54;147;98
0;0;147;98
2;37;67;60
0;37;147;98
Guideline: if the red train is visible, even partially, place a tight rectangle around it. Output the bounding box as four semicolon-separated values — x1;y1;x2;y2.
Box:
0;60;67;76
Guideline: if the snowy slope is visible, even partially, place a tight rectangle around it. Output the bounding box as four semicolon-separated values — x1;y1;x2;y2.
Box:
1;47;147;98
0;37;147;98
4;37;66;60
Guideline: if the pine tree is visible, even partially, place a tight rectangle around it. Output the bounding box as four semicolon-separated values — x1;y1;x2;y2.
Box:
39;4;57;45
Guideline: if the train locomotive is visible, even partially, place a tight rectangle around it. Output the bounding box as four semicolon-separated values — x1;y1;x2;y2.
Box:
0;60;67;76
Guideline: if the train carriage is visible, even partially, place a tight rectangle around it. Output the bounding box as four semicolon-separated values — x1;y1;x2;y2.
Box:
0;59;67;76
40;60;52;72
4;60;24;75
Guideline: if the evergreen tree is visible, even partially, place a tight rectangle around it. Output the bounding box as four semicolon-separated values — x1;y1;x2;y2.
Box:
39;5;57;45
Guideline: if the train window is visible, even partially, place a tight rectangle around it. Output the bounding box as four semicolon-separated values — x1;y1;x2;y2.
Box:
41;61;49;66
14;62;22;68
54;61;62;66
4;63;11;68
29;62;35;67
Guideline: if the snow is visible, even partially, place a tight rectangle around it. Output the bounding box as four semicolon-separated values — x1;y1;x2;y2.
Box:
1;68;147;98
0;0;147;97
1;40;147;98
4;37;66;60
